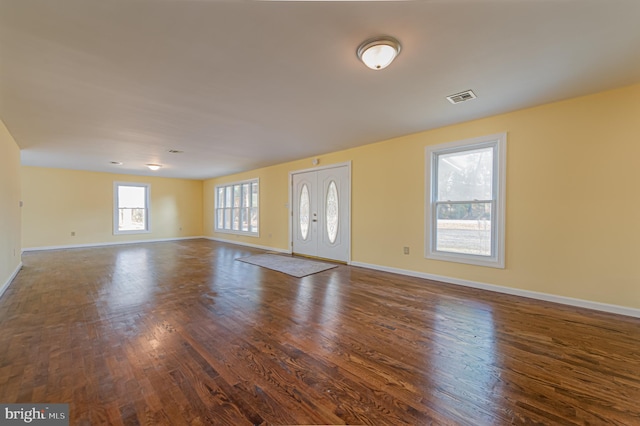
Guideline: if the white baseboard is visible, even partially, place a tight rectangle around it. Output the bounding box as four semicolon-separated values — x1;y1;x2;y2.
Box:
20;236;638;318
349;261;640;319
22;236;206;252
204;236;291;254
0;261;23;300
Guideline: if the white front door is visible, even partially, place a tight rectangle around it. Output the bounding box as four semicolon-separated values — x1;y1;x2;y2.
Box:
292;164;350;262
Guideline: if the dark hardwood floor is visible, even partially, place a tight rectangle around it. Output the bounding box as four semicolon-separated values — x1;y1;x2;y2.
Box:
1;239;639;425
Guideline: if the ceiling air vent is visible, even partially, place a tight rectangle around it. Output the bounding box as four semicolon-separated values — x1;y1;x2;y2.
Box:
446;90;477;104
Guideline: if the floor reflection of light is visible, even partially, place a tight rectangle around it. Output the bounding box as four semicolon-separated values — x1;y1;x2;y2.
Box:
107;248;154;312
320;271;341;328
208;248;264;322
289;270;343;356
293;271;342;326
293;276;314;323
432;300;500;421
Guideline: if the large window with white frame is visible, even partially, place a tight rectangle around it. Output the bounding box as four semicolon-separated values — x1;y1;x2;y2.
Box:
425;133;506;268
114;182;150;234
215;179;259;236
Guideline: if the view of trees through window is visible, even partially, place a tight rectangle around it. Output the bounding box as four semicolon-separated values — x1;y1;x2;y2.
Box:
215;180;259;235
435;146;494;256
116;184;148;232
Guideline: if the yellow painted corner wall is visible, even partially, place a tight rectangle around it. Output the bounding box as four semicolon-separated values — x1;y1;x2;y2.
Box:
204;84;640;310
0;119;22;288
22;167;203;248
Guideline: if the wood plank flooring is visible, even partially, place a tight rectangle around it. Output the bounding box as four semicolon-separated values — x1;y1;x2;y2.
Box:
1;239;640;425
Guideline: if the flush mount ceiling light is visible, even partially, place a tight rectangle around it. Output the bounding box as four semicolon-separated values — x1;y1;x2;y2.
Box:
146;163;162;171
356;36;401;70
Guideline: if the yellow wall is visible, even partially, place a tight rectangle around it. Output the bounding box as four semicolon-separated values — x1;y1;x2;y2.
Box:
204;84;640;310
0;119;22;290
22;167;203;248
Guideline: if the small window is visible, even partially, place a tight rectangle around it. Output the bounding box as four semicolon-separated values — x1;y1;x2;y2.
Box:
425;133;506;268
215;179;259;236
114;182;150;234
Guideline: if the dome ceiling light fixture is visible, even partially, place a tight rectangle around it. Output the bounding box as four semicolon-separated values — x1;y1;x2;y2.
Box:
356;36;402;70
146;163;162;171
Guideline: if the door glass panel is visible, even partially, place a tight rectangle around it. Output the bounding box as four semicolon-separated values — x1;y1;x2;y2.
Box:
299;184;310;240
326;181;339;243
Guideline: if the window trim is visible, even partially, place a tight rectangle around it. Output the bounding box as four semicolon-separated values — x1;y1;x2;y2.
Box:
425;133;506;268
214;178;259;237
113;182;151;235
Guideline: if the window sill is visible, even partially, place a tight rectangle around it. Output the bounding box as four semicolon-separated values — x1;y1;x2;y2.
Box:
426;251;504;269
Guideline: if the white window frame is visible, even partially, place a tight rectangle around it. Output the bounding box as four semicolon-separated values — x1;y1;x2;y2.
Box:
113;182;151;235
425;133;506;268
214;178;259;237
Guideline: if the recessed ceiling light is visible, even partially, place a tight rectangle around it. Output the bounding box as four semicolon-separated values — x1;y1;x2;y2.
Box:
110;161;123;165
146;163;162;171
356;36;402;70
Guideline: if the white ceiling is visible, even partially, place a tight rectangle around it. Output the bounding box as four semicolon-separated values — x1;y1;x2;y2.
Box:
1;0;639;180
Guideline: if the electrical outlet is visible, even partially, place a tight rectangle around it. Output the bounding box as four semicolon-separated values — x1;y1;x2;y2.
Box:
403;246;410;255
